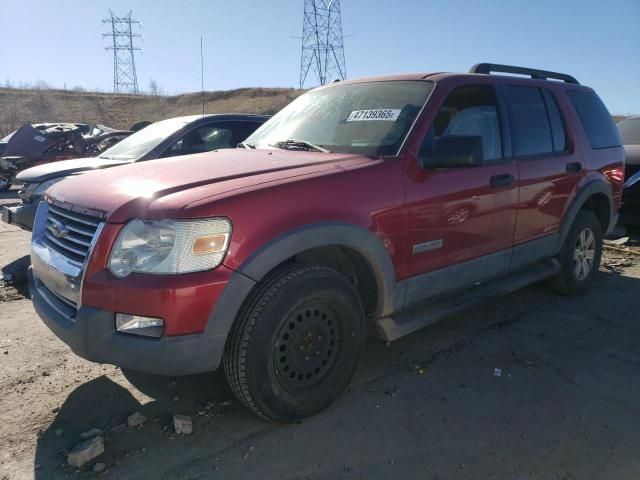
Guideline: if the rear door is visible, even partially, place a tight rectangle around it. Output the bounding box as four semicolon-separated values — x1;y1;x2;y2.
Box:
501;84;584;269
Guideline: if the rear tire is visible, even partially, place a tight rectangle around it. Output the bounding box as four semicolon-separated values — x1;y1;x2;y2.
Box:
547;210;602;295
223;264;366;422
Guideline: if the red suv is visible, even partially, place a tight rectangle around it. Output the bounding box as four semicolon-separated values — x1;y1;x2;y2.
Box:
29;64;624;421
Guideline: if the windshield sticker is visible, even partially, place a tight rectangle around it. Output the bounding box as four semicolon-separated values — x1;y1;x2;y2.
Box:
346;109;401;122
34;135;46;142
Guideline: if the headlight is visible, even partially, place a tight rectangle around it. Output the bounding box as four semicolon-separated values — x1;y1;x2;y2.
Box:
108;218;231;278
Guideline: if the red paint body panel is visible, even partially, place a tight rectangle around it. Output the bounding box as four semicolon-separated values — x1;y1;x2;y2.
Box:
42;71;625;339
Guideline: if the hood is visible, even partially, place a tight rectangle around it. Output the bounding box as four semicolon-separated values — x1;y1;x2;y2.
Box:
16;157;129;183
623;144;640;166
46;148;369;223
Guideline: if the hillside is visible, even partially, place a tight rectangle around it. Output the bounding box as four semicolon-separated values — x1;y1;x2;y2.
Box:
0;87;305;137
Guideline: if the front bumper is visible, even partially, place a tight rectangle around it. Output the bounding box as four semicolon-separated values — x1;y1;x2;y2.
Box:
1;200;38;231
29;267;227;375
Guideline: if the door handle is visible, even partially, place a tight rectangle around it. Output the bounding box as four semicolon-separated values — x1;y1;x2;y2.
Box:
490;173;514;189
566;162;583;174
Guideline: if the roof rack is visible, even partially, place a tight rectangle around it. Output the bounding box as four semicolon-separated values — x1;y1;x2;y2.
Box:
469;63;580;85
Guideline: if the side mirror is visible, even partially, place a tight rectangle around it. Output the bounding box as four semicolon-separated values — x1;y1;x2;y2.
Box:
419;135;484;169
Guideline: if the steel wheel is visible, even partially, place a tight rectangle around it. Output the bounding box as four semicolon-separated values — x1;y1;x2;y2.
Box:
573;227;595;281
273;302;341;393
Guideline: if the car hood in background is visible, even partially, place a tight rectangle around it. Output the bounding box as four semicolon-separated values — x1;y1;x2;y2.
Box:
16;157;129;183
46;148;370;222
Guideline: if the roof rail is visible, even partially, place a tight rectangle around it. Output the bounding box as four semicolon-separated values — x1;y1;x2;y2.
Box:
469;63;580;85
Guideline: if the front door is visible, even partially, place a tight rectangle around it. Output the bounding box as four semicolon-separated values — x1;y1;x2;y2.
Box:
402;84;518;300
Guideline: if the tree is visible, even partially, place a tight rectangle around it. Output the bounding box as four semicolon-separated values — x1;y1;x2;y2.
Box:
148;78;161;97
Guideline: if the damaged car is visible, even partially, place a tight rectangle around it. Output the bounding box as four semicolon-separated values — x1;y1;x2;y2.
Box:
1;114;268;230
0;122;134;192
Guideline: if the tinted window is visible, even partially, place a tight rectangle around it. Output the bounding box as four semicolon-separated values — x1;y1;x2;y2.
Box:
504;85;553;156
567;90;621;149
421;85;502;161
541;89;567;152
617;118;640;145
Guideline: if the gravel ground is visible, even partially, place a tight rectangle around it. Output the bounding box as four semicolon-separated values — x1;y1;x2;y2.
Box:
1;188;639;480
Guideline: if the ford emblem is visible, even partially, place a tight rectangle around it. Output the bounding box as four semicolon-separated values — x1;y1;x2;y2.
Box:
47;219;69;239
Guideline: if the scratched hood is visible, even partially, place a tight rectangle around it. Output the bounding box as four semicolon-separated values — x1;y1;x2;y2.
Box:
16;157;129;183
46;148;366;222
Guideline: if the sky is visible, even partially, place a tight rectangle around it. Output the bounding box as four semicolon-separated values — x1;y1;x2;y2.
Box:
0;0;638;113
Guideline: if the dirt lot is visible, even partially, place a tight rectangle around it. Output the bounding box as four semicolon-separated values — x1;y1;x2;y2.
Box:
1;188;639;480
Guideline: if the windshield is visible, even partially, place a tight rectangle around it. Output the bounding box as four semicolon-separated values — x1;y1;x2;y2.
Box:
618;118;640;145
246;80;434;156
100;117;189;160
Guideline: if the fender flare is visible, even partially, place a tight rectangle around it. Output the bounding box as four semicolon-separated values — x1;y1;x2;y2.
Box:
205;222;398;340
555;179;615;253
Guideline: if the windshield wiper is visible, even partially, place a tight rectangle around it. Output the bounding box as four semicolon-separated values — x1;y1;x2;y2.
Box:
270;139;330;153
238;141;255;149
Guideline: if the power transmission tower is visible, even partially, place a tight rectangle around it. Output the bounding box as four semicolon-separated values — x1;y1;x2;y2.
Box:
299;0;346;88
102;10;142;94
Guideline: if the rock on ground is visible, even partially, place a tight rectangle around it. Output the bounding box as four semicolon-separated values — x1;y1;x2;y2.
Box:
127;411;147;427
173;414;193;435
67;436;105;468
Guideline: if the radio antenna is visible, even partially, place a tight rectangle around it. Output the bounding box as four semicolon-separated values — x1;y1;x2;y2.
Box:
200;36;205;118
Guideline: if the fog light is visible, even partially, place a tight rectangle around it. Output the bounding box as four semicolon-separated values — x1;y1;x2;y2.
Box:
116;313;163;337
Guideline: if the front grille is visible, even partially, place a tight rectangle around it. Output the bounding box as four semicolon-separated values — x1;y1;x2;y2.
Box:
43;203;101;264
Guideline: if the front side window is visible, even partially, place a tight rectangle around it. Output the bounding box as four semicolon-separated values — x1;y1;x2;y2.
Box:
245;81;434;156
421;84;503;162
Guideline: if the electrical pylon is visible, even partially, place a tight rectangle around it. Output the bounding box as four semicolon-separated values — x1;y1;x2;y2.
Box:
299;0;346;88
102;10;142;94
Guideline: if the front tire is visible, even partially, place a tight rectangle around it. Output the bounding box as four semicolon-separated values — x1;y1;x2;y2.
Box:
548;210;602;295
223;264;366;422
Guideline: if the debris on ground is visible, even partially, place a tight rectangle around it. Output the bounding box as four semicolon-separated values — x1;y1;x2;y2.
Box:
173;414;193;435
604;236;630;246
127;412;147;428
79;428;103;440
67;436;105;468
93;462;106;473
494;368;502;377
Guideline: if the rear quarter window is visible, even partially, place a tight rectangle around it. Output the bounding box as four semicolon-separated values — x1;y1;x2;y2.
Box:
567;90;621;149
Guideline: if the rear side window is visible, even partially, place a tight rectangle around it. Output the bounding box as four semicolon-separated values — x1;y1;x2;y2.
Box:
567;91;621;149
541;90;567;152
504;85;553;156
